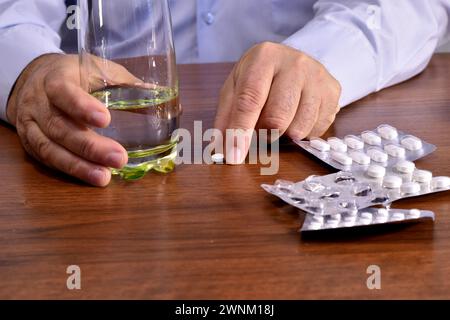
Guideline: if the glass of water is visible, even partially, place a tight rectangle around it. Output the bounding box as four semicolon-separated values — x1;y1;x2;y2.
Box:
78;0;180;180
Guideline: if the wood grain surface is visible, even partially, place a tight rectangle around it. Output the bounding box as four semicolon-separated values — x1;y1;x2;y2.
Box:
0;55;449;299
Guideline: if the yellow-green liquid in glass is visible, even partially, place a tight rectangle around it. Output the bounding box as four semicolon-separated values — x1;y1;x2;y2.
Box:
92;86;180;180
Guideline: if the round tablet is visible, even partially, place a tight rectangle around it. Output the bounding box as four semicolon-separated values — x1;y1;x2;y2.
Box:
383;175;403;189
391;212;405;221
413;170;433;183
361;131;382;146
401;135;423;151
395;160;416;174
384;144;406;158
331;151;353;166
374;215;389;223
431;176;450;189
308;222;323;230
328;214;341;221
344;135;364;149
401;182;421;194
359;216;373;224
312;216;324;224
349;151;371;165
377;208;389;217
310;138;330;152
360;212;373;220
407;209;421;219
327;137;348;153
211;153;225;164
367;148;388;163
377;124;398;140
367;164;386;178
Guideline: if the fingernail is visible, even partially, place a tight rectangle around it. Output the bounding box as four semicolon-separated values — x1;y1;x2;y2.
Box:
91;111;109;127
88;168;110;187
226;146;244;165
106;152;126;168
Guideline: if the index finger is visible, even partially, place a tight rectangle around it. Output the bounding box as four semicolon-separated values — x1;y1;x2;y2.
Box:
45;79;111;128
227;64;274;132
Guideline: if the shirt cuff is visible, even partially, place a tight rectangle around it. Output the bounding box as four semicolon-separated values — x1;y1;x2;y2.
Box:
282;18;378;107
0;24;63;123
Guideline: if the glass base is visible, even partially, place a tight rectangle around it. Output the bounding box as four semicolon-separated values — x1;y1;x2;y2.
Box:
111;142;177;180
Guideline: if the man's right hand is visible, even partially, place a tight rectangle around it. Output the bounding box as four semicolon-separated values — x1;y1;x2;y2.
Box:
6;54;129;187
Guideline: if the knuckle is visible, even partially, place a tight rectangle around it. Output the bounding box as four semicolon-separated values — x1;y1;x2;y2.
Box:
286;127;306;140
235;87;263;115
79;137;97;158
329;79;342;100
65;158;84;178
17;117;33;137
46;114;67;141
261;114;289;130
35;137;52;163
256;41;275;52
299;100;319;122
293;53;309;69
44;76;64;95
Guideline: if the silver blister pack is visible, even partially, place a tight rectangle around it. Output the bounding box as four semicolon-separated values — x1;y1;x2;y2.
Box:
261;170;449;216
294;124;436;171
300;207;435;232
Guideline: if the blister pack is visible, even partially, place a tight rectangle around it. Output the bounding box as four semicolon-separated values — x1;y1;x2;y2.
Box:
300;207;435;232
294;124;436;171
261;169;450;216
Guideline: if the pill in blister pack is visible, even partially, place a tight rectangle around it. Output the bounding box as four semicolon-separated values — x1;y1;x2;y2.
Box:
300;208;435;232
294;124;436;171
261;167;450;216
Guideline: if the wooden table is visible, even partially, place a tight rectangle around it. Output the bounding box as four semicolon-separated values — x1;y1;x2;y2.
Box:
0;54;449;300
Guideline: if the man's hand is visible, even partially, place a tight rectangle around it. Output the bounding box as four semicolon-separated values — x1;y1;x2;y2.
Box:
6;54;132;186
214;42;341;164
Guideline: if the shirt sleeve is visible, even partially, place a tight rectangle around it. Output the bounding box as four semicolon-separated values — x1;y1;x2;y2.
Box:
0;0;66;123
282;0;450;107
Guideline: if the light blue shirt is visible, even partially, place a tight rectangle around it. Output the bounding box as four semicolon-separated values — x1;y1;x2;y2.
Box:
1;0;450;122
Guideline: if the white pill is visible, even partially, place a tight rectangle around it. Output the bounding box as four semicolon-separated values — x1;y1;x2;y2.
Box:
395;160;416;174
327;137;348;153
328;214;341;221
375;215;388;223
359;216;372;225
325;220;340;228
377;208;389;217
384;144;406;158
331;151;353;166
401;135;423;151
383;175;403;189
349;151;371;165
401;182;421;194
391;212;405;221
310;138;330;152
344;135;364;149
361;131;382;146
360;212;373;220
367;164;386;178
413;170;433;183
312;216;325;224
346;209;358;217
211;153;224;164
377;124;398;140
407;209;421;219
431;176;450;189
367;148;388;163
308;222;323;230
343;215;356;223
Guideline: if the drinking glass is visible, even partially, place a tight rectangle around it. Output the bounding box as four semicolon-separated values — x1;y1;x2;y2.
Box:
78;0;180;180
